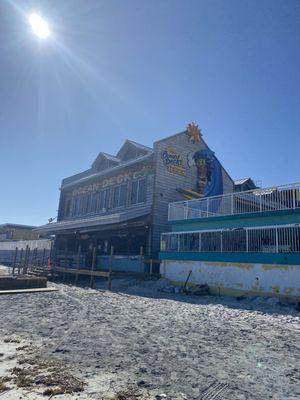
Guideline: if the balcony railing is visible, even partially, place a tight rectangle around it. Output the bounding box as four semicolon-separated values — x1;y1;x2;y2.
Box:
168;182;300;221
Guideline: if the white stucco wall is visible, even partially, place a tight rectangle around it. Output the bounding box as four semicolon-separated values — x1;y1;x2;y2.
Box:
162;260;300;299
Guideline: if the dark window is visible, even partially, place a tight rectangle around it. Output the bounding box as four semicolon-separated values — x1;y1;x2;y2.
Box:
119;184;127;207
72;197;79;216
91;192;98;212
131;181;138;204
86;193;91;213
113;186;120;208
78;195;84;215
104;188;111;209
138;178;146;203
65;199;71;217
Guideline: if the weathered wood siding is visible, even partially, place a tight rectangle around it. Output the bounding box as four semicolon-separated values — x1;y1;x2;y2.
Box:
151;131;234;255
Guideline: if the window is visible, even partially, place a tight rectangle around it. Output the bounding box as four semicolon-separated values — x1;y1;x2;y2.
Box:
119;184;127;207
113;186;120;208
131;178;147;205
138;178;146;203
91;192;99;213
131;181;138;204
65;199;71;217
103;188;111;209
71;196;79;216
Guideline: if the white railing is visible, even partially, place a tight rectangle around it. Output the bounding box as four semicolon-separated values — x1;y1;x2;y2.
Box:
161;225;300;253
168;182;300;221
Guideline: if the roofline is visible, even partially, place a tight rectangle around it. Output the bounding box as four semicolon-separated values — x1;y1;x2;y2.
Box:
154;128;235;185
0;223;37;229
61;152;154;190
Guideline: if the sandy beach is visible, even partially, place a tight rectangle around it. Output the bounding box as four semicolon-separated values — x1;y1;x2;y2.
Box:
0;277;299;399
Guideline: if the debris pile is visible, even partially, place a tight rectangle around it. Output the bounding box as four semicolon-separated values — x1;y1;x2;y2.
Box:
10;356;85;396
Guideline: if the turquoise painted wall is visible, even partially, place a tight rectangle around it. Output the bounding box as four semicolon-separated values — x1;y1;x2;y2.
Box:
159;251;300;265
170;209;300;232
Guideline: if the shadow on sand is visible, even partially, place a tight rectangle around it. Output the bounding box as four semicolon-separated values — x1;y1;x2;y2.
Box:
49;274;300;318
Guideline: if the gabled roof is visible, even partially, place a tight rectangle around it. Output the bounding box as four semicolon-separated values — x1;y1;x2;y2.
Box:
92;152;120;171
234;178;257;189
116;140;153;161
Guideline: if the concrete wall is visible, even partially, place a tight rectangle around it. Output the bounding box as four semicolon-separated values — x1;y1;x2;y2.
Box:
161;260;300;300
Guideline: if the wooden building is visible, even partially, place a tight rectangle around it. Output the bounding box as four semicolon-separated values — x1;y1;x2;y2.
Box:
0;224;39;241
37;124;234;268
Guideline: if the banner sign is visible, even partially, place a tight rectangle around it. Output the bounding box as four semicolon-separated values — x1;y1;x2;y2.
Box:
72;165;154;196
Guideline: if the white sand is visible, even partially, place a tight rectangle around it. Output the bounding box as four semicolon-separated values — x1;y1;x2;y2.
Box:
0;279;299;399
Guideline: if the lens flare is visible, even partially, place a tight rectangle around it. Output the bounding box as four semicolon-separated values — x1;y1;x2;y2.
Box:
28;13;50;39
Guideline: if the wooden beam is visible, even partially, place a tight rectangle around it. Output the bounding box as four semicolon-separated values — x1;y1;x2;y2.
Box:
52;266;110;278
0;287;58;295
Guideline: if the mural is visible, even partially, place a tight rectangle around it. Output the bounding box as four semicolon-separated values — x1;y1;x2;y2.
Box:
188;148;223;197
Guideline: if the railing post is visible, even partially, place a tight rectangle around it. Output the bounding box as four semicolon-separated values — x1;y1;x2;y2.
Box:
275;228;279;253
259;192;262;212
292;189;296;209
231;194;234;215
220;232;223;253
206;198;209;217
246;230;249;252
184;203;188;219
108;246;114;290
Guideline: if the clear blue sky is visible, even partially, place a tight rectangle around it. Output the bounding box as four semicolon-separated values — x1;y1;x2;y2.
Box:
1;0;299;226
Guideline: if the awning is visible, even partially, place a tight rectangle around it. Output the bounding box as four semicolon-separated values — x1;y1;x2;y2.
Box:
36;205;151;234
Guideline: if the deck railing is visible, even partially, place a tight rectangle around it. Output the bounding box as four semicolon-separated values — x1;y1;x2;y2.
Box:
168;182;300;221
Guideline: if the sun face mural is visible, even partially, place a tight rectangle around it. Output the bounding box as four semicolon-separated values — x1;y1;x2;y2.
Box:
186;122;202;143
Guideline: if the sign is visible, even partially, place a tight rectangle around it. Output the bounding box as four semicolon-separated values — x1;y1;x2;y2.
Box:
161;147;185;176
186;122;202;143
72;165;154;196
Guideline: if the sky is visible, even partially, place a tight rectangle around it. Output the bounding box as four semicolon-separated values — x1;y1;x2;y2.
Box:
0;0;299;226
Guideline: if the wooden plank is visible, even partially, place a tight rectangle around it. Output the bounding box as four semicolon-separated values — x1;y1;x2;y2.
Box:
0;287;58;295
52;267;110;277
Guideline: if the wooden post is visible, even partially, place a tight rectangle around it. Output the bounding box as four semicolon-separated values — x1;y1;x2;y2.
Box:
24;246;30;274
41;248;46;267
90;246;97;289
150;259;153;276
12;247;18;275
18;248;23;274
63;247;68;282
108;246;114;291
34;248;39;269
75;244;81;285
49;241;53;266
139;246;144;274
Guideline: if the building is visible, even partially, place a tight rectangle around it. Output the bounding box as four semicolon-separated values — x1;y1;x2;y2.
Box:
37;124;235;269
0;224;39;241
160;182;300;299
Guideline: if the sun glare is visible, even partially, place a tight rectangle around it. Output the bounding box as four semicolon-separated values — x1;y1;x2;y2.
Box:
28;13;50;39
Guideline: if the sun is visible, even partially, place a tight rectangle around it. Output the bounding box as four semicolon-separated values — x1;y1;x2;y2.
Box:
28;13;50;39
